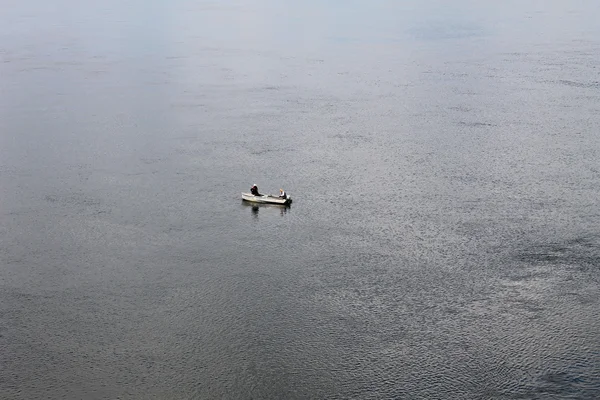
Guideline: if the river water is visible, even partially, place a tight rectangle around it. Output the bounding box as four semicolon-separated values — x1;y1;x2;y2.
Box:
1;1;600;399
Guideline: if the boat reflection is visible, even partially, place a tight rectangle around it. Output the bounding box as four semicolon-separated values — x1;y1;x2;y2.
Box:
241;201;290;217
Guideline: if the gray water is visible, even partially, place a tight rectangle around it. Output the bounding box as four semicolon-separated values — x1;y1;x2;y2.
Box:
2;1;600;399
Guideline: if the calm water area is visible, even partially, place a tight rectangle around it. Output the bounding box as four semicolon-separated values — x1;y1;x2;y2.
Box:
1;1;600;398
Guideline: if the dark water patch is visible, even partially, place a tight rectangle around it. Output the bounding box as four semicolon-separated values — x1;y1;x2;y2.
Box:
511;367;600;400
506;270;551;283
44;193;101;208
140;157;164;165
563;292;597;306
457;121;496;128
557;80;600;89
516;236;600;271
330;133;371;143
169;102;206;109
500;52;527;57
448;105;472;112
506;297;546;319
41;192;111;218
249;147;293;156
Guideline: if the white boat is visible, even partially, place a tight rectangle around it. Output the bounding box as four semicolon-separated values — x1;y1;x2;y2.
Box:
241;192;292;205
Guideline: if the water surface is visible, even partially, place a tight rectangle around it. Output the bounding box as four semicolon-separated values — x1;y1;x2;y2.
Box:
1;1;600;398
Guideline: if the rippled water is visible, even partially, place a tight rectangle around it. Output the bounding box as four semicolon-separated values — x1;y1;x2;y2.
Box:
2;1;600;399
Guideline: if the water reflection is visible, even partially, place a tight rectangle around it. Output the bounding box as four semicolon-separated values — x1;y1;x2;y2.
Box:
241;201;291;218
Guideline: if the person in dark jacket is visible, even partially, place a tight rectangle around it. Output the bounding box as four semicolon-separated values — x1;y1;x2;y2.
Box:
250;184;261;196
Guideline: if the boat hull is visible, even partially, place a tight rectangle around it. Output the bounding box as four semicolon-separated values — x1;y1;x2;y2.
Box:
242;192;292;205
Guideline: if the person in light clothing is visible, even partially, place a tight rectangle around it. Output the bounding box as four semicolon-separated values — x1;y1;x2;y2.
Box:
279;188;287;199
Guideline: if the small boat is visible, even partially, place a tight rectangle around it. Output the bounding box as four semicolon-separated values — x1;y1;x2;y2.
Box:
241;192;292;205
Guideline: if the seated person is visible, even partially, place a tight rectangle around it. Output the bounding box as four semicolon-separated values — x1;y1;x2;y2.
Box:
250;184;261;196
279;188;287;199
